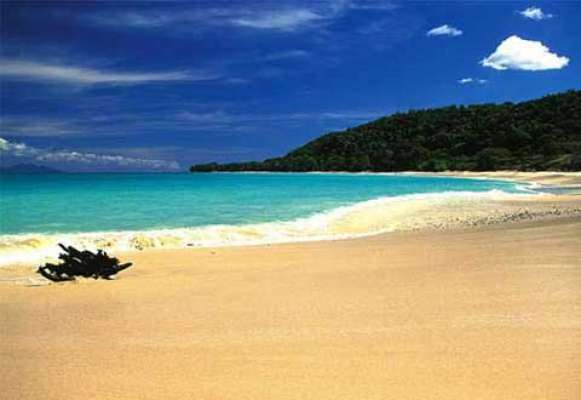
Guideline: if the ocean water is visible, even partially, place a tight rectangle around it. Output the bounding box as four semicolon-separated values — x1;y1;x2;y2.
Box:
1;172;524;235
0;172;528;265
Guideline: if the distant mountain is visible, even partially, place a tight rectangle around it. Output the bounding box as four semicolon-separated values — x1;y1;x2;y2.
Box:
191;90;581;172
0;163;64;174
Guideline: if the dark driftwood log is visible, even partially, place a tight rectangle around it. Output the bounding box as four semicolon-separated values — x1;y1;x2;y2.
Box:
37;244;133;282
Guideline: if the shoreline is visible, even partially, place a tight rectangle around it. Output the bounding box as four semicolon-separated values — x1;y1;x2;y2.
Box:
194;170;581;185
1;171;580;273
2;172;580;399
2;214;580;399
418;170;581;187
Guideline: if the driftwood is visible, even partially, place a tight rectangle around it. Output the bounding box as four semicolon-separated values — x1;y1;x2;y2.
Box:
37;244;132;282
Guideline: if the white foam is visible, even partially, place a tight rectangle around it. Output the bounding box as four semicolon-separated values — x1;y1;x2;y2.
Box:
0;189;534;267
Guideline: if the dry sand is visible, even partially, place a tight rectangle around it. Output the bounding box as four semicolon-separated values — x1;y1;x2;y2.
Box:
1;172;581;399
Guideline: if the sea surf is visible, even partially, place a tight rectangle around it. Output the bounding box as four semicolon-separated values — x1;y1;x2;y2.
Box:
0;172;533;266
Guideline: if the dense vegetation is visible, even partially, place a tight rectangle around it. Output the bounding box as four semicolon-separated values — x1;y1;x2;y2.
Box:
191;91;581;172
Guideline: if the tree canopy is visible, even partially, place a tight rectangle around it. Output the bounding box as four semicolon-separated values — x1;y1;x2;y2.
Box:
191;90;581;173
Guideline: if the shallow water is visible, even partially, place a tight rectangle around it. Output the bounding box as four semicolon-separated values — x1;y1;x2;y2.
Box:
0;172;529;265
0;172;524;235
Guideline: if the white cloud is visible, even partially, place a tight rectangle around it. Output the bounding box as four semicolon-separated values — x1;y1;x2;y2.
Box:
519;7;553;20
232;9;323;31
0;59;217;85
89;3;386;32
427;24;463;37
458;77;487;84
0;137;180;170
96;7;326;32
481;35;569;71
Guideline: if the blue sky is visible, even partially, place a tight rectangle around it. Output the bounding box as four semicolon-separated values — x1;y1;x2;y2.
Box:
1;1;579;171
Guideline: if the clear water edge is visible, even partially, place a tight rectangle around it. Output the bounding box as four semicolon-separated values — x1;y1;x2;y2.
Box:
0;172;534;266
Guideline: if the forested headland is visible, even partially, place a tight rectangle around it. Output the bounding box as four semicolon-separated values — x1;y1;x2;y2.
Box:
191;90;581;172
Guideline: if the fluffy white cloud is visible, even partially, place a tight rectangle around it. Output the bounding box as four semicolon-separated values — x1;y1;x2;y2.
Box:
0;59;216;85
0;137;180;170
519;7;553;20
458;77;487;84
481;35;569;71
427;24;463;37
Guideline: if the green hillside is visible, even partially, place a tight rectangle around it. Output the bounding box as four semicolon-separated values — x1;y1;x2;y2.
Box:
191;90;581;172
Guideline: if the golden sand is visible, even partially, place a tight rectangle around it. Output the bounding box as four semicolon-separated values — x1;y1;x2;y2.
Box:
1;172;580;399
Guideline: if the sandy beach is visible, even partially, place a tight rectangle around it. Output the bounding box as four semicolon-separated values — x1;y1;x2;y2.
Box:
1;172;581;399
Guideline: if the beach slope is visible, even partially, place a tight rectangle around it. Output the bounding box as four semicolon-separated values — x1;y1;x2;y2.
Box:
1;216;580;399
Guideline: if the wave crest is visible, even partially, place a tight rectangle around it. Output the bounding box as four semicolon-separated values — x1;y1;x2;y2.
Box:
0;190;533;267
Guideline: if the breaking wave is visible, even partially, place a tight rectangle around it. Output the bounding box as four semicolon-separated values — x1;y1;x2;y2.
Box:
0;189;536;267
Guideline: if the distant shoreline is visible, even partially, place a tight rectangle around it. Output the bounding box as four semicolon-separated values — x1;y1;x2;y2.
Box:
190;170;581;186
420;170;581;187
3;169;580;185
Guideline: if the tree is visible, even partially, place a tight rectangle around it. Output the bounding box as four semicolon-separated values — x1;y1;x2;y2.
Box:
190;91;581;173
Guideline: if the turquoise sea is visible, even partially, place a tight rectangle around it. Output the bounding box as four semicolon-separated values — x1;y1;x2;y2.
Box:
0;172;529;265
1;172;524;235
